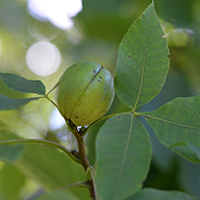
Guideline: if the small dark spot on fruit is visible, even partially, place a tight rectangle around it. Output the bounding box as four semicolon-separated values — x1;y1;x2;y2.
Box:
128;55;131;58
118;116;121;119
98;80;100;82
93;70;96;73
99;76;102;79
75;116;78;118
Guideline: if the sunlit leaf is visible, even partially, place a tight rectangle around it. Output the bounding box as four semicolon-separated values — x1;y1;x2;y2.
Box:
35;191;79;200
0;131;90;199
143;95;200;162
124;188;199;200
16;144;90;200
0;73;46;95
0;164;26;200
0;94;41;110
96;113;152;200
115;2;169;111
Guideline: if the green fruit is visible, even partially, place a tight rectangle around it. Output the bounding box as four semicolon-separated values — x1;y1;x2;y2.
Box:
55;61;115;126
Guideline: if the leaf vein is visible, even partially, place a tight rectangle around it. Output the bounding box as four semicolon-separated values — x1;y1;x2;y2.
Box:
130;31;145;49
189;109;200;125
132;9;153;111
145;61;169;68
143;70;166;77
120;63;141;79
112;114;134;200
117;87;136;104
120;76;140;91
146;52;168;60
147;115;200;130
126;40;144;58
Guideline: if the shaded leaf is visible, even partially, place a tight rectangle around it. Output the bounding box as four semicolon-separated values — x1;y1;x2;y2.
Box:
0;94;41;110
115;2;169;111
96;113;152;200
0;73;46;95
124;188;199;200
188;144;200;161
143;95;200;162
0;144;24;163
0;130;24;163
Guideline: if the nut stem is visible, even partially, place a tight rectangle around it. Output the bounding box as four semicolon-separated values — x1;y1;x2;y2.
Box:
73;128;96;199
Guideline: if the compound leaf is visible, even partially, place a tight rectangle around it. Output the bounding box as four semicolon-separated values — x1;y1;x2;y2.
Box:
115;2;169;111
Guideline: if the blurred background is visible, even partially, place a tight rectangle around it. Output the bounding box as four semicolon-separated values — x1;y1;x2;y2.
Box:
0;0;200;199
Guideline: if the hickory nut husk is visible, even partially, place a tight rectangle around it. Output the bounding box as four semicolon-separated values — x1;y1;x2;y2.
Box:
55;61;115;126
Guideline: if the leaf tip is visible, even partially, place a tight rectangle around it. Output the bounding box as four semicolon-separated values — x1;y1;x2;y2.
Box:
151;0;155;8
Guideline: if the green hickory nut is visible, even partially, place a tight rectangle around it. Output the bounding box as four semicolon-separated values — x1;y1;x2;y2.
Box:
55;61;115;126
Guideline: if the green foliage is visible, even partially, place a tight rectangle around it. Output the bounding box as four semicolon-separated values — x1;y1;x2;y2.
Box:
115;2;169;111
96;113;152;200
0;73;46;95
0;130;24;163
0;144;24;163
124;188;200;200
35;191;79;200
0;0;200;200
16;144;86;191
0;164;26;200
0;94;41;110
143;95;200;162
0;73;46;110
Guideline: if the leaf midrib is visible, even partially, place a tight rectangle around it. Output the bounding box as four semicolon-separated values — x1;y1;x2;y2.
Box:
112;114;134;200
146;115;200;130
132;12;151;112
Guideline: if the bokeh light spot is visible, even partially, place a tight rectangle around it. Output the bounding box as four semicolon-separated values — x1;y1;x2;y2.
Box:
49;108;65;131
26;41;61;76
27;0;82;29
